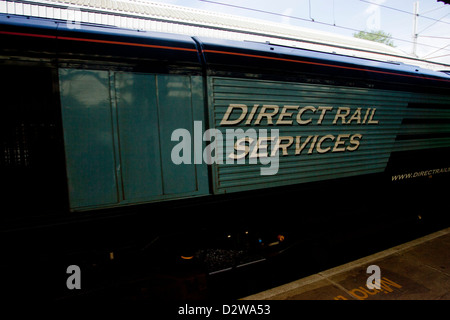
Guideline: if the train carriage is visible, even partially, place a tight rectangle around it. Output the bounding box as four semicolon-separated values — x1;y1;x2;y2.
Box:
1;13;449;291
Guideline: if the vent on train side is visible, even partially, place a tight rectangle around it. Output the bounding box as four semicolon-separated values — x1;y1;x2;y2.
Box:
395;102;450;142
406;103;450;109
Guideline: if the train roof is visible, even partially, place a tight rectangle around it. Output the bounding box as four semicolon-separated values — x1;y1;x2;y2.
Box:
198;36;450;83
2;0;450;72
1;13;450;88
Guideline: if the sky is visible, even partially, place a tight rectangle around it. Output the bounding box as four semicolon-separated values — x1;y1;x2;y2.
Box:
145;0;450;65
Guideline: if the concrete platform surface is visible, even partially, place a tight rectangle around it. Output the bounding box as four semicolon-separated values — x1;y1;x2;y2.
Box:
242;227;450;300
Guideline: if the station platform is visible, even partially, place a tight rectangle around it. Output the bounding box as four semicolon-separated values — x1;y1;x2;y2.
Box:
242;227;450;300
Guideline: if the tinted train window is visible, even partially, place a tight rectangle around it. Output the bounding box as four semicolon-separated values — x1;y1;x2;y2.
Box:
1;66;67;217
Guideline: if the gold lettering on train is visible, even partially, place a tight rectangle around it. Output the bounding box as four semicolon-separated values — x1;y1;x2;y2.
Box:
220;104;378;158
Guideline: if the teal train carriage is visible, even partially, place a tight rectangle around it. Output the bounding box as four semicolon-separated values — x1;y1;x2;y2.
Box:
1;13;449;278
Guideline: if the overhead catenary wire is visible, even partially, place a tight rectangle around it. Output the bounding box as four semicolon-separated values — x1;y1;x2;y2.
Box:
420;35;450;39
198;0;450;54
422;44;450;59
366;0;450;61
359;0;450;25
421;4;447;15
418;13;450;34
427;53;450;60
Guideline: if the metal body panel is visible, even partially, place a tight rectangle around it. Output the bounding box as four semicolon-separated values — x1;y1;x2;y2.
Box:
157;75;199;195
59;69;118;208
2;13;449;215
60;69;208;210
207;77;450;194
115;72;163;200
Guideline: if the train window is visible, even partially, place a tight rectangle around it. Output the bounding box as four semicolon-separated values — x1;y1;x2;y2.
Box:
1;65;67;217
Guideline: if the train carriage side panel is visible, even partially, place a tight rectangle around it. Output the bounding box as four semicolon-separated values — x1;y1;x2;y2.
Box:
197;38;450;195
59;70;209;211
206;77;408;194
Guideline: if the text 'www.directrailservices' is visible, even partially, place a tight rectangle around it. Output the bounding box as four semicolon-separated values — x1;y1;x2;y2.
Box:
391;167;450;181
